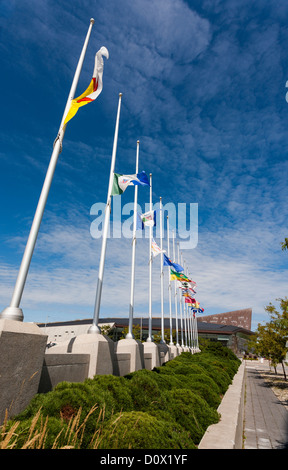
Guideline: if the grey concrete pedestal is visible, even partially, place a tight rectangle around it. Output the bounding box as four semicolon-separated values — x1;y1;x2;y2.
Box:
46;333;114;378
115;338;145;374
0;319;47;423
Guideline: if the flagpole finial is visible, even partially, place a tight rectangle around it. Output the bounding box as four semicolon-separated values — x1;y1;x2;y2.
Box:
119;92;122;97
137;140;140;144
160;196;162;200
90;18;95;24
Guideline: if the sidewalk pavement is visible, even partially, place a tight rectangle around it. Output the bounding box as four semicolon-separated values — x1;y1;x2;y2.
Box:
244;359;288;449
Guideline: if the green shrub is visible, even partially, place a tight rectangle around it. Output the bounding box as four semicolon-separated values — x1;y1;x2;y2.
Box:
185;381;221;409
163;388;220;445
7;340;240;449
85;375;134;412
125;369;167;412
97;411;196;449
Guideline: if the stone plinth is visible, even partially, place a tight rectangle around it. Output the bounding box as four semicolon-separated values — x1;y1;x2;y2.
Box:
143;342;160;370
0;319;47;423
46;333;114;378
115;338;145;374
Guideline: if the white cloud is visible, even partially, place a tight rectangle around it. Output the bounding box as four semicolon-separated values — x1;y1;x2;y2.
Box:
1;206;287;330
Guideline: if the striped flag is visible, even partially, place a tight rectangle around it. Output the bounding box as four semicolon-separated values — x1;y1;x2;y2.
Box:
64;46;109;125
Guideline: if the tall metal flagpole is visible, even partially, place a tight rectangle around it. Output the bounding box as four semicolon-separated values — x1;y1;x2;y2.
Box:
89;93;122;334
181;252;187;347
167;216;173;345
126;141;140;339
188;269;195;352
0;19;95;322
184;259;191;349
172;230;179;347
177;242;184;348
146;173;153;342
159;197;165;343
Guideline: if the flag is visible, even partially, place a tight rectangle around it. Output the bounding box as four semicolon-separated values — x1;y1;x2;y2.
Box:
64;47;109;125
178;280;196;289
151;238;166;257
136;209;157;229
170;269;191;282
163;253;183;272
185;297;196;304
111;171;149;195
191;307;204;313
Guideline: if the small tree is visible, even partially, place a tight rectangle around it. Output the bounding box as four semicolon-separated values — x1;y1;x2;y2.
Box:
281;238;288;251
251;298;288;379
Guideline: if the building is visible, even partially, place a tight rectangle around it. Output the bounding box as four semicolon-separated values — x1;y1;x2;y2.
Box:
197;308;252;330
38;308;254;355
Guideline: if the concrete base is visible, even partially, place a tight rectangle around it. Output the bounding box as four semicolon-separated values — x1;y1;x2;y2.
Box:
157;343;171;365
115;338;145;374
46;333;114;378
0;319;47;423
143;341;160;370
38;353;90;393
168;344;178;360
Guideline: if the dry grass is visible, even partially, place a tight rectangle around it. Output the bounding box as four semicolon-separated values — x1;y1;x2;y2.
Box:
0;404;108;449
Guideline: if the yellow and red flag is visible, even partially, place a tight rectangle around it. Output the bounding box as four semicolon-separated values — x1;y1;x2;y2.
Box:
64;46;109;125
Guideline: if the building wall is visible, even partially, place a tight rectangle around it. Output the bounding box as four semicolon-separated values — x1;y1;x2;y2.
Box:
197;308;252;330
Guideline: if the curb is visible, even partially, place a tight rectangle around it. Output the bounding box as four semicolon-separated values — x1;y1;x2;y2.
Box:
198;361;246;449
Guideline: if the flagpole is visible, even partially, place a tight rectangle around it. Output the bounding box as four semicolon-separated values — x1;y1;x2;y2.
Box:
159;197;165;343
126;141;140;339
172;230;179;347
184;259;191;349
188;271;195;354
177;242;184;348
181;252;187;347
146;173;153;342
167;216;173;345
89;93;122;334
0;19;95;322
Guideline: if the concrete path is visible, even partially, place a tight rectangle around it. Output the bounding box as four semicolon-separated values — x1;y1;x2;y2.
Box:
244;360;288;449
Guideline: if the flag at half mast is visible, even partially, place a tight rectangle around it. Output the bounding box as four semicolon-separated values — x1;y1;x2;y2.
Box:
111;171;149;195
163;253;184;272
63;46;109;125
151;238;166;257
170;269;192;283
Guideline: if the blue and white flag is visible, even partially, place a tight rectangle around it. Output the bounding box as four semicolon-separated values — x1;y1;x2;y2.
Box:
163;253;184;272
111;171;149;195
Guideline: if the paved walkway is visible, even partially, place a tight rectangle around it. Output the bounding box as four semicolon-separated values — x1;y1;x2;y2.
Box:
244;360;288;449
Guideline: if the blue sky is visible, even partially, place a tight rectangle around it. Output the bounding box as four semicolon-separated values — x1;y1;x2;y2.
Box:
1;0;288;330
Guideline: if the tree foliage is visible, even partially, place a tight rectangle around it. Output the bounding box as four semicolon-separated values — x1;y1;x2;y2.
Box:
250;297;288;377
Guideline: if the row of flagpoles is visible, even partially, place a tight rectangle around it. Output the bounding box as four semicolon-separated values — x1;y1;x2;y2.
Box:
87;91;204;350
0;19;203;353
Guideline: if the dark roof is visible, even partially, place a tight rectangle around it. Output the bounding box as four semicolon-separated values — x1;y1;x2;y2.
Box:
38;316;253;335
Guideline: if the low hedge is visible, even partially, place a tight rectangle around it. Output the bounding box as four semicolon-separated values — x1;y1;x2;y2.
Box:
2;341;240;449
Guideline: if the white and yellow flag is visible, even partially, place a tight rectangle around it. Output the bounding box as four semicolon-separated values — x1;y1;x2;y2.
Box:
64;46;109;125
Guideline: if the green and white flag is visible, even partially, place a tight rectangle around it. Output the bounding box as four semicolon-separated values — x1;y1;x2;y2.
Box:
111;171;149;195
